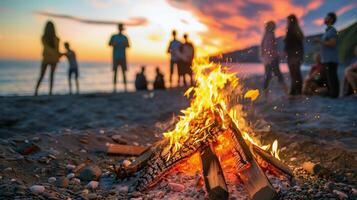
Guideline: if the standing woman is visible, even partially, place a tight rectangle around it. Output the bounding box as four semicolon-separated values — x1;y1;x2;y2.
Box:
34;21;60;96
284;14;304;95
261;21;287;98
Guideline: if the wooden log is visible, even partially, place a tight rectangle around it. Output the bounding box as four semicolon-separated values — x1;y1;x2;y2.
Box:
227;116;278;200
302;161;322;175
200;145;229;200
106;143;147;156
252;145;293;177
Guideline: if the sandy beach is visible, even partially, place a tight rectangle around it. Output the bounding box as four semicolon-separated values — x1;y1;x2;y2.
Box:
0;75;356;199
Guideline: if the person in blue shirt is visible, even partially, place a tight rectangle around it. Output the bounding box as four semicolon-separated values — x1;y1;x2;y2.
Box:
63;42;79;94
167;30;182;88
109;23;130;92
314;12;339;98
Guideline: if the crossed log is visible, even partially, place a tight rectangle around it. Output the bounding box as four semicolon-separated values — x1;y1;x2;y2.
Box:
110;112;292;200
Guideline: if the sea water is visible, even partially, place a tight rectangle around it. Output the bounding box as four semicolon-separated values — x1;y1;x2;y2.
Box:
0;60;300;96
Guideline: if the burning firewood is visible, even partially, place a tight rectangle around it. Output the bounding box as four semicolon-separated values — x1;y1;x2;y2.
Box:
200;144;229;200
111;59;292;199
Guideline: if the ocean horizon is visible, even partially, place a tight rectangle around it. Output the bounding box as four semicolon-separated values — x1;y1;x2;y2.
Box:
0;59;305;96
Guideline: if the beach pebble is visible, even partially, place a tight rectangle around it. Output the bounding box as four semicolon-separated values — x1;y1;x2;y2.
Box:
290;157;297;162
122;160;131;168
333;190;347;199
82;189;89;195
67;173;75;179
56;177;69;188
168;182;185;192
31;137;41;142
87;181;99;190
80;149;87;153
87;193;97;199
79;165;102;181
111;135;127;144
29;185;45;194
133;142;139;146
16;142;40;155
48;177;56;183
131;191;142;197
72;178;81;185
66;164;76;172
117;185;129;193
4;167;12;172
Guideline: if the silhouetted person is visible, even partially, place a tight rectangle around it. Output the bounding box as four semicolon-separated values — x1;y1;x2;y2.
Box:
109;23;130;92
303;53;327;95
167;30;182;88
343;45;357;96
63;42;79;94
261;21;288;98
34;21;60;96
178;34;194;87
284;14;304;95
153;67;165;90
314;12;339;98
135;66;148;91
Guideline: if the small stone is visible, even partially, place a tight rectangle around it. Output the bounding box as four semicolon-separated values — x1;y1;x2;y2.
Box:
133;142;139;146
111;135;127;144
80;149;87;153
72;178;81;185
333;190;347;199
131;191;141;197
56;177;69;188
87;181;99;190
123;160;131;168
4;167;12;172
117;185;129;193
16;142;40;155
79;165;102;181
87;193;97;199
79;138;89;144
66;164;76;171
48;177;56;183
29;185;45;194
290;157;297;162
352;188;357;195
154;191;165;198
31;137;41;142
82;189;89;195
168;182;185;192
67;173;75;179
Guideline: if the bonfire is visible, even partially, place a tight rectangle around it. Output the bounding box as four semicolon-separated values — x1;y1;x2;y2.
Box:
115;59;293;200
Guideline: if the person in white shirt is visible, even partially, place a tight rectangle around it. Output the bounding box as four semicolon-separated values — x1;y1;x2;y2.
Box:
167;30;182;88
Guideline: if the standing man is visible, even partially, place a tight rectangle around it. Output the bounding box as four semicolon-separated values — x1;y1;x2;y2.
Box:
314;12;339;98
63;42;79;94
167;30;182;88
109;23;130;92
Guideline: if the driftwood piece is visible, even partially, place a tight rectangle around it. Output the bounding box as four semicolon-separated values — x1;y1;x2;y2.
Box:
302;161;322;175
252;145;293;177
228;116;278;200
200;145;229;200
107;143;147;156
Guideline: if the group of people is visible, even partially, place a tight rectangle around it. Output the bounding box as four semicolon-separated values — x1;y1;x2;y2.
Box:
261;12;357;98
34;21;80;96
34;21;195;95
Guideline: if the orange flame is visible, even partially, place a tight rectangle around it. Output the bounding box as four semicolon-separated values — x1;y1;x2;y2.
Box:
163;58;280;161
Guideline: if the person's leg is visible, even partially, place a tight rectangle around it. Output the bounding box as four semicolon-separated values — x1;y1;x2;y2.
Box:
49;64;57;95
34;62;47;96
68;71;72;95
75;69;79;94
169;60;174;88
121;65;127;92
272;59;288;95
326;63;339;98
263;63;273;98
183;74;187;86
287;59;296;95
345;67;357;92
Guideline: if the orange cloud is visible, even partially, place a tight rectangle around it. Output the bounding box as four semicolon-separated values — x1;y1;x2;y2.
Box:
336;4;356;16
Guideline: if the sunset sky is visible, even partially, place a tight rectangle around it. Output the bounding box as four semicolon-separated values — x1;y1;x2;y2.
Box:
0;0;356;63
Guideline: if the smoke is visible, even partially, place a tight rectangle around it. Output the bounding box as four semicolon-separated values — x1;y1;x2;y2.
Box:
35;11;148;26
